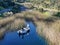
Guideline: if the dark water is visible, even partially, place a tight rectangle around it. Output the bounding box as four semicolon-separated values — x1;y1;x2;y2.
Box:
19;5;28;11
0;22;47;45
0;7;12;13
0;5;27;14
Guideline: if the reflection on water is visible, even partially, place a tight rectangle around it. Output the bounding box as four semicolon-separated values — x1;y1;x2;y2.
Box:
0;22;47;45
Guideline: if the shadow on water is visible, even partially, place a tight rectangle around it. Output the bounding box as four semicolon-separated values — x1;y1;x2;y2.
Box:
0;22;48;45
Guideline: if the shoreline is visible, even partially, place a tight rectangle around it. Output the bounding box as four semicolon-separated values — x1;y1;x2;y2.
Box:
0;10;60;45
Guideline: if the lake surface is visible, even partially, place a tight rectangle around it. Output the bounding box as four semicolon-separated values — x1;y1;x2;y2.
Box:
0;22;47;45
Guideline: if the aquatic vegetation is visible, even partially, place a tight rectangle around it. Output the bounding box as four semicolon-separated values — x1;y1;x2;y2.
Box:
0;0;60;45
0;8;60;45
0;28;5;40
20;10;60;45
36;19;60;45
0;15;25;39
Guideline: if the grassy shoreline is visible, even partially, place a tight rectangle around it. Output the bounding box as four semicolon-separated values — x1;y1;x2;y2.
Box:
0;14;25;39
0;10;60;45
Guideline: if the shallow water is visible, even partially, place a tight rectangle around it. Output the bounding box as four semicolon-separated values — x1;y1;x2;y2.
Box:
0;22;47;45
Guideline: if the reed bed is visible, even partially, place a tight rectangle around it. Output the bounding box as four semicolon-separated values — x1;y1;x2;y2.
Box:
0;10;60;45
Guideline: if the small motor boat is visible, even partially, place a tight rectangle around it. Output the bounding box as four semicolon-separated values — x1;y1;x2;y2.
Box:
17;24;30;35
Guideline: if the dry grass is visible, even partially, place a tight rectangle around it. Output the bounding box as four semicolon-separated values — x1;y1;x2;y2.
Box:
0;14;26;39
0;16;15;25
21;10;60;45
0;28;6;40
0;9;60;45
10;19;25;31
36;19;60;45
22;10;60;45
